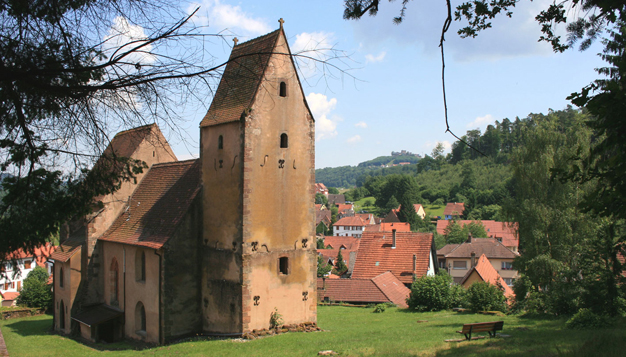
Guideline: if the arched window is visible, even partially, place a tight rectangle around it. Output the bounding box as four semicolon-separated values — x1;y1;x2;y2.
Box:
59;266;64;288
279;81;287;97
280;133;288;148
135;301;146;335
218;135;223;150
110;258;119;305
135;250;145;282
59;300;65;330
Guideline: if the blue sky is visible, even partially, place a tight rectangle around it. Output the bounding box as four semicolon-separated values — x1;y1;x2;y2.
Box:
164;0;606;168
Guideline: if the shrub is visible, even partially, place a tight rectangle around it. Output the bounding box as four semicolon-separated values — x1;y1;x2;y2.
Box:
373;304;386;313
407;272;453;311
449;284;468;308
467;281;507;312
16;266;52;309
269;308;283;328
566;308;611;329
384;302;396;308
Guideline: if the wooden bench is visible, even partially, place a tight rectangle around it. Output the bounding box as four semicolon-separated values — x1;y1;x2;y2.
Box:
456;321;504;341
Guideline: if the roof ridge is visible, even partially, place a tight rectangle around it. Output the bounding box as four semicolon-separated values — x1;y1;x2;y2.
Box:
113;123;156;137
234;29;280;48
151;158;198;168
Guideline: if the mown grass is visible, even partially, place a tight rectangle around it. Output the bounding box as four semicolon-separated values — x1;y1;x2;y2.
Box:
2;307;625;356
423;204;445;219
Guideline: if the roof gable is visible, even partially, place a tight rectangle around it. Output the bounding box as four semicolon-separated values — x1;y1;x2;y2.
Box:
461;254;514;298
98;159;201;249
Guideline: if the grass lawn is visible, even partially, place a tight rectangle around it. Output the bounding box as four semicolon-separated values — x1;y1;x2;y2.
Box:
352;196;377;213
2;307;625;356
423;204;445;219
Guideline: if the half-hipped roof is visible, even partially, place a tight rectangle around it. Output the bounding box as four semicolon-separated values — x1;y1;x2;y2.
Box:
438;237;519;260
98;159;201;249
317;271;411;308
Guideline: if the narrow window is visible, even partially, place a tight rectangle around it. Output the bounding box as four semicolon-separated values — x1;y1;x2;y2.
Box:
110;258;119;305
280;133;288;148
24;260;31;269
135;250;146;282
279;81;287;97
218;135;224;150
279;257;289;275
135;301;146;335
59;300;65;330
59;267;64;288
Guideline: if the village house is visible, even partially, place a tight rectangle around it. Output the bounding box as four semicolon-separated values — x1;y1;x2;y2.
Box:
315;183;329;196
460;253;515;302
364;222;411;233
317;272;411;307
333;216;367;238
327;194;345;206
50;22;317;344
352;230;437;288
443;202;465;220
384;204;426;222
437;235;519;285
437;220;519;252
0;244;56;305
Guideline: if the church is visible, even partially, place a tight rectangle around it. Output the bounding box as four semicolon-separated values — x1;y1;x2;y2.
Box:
50;21;317;344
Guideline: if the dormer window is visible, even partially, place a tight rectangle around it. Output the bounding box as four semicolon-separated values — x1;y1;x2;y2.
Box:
279;81;287;97
280;133;288;148
218;135;223;150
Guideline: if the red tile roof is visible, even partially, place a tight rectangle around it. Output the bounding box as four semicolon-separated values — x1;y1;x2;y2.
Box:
323;236;361;250
461;254;515;299
200;30;281;127
317;248;355;268
98;159;201;249
436;220;519;248
317;272;410;307
334;216;366;227
50;238;82;263
444;202;465;217
437;238;518;259
7;244;57;268
356;213;375;224
316;210;331;226
371;271;411;308
380;222;411;232
0;292;19;301
336;204;354;214
352;232;434;284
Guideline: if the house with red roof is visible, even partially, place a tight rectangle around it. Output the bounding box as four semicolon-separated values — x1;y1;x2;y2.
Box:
352;230;437;287
461;254;515;302
317;272;411;308
437;220;519;252
437;235;519;285
444;202;465;220
50;22;318;345
315;183;328;196
384;204;426;223
333;216;367;238
1;244;56;297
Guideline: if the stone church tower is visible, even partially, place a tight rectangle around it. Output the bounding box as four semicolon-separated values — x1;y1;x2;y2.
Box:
199;21;317;333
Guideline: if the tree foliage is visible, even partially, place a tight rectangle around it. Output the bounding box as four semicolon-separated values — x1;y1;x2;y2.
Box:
317;255;332;278
466;281;507;312
332;250;348;276
407;272;463;311
16;266;52;309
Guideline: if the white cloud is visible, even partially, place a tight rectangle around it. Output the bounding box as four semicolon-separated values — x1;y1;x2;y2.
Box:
466;114;494;129
365;51;386;63
423;140;452;154
291;32;335;78
104;17;156;65
306;93;341;141
188;0;271;38
355;121;368;128
347;135;362;144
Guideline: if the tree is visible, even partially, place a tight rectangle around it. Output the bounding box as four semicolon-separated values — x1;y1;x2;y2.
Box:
466;281;507;312
398;195;419;231
317;256;332;277
332;250;348;276
315;193;328;205
328;187;340;194
16;266;52;309
385;195;400;212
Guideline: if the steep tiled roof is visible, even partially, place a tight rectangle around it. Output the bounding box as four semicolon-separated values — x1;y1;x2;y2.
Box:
444;202;465;216
461;254;515;299
0;292;19;301
50;238;82;263
317;248;355;268
356;213;375;224
380;222;411;232
316;210;331;226
323;236;360;250
334;216;365;227
98;159;201;249
317;277;388;304
439;237;518;259
104;124;157;158
7;244;57;268
436;243;460;257
200;30;281;127
336;204;353;214
352;232;434;284
436;220;519;248
371;271;411;308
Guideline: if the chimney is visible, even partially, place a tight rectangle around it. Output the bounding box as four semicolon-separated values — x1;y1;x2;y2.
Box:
392;229;397;249
471;252;476;268
466;232;472;243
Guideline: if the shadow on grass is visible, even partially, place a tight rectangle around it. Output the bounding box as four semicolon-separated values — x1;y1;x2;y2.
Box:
2;319;52;337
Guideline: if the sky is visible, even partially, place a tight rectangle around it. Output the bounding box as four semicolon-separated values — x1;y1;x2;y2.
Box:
154;0;606;169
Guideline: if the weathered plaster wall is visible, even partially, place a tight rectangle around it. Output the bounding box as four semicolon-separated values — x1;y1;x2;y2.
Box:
163;195;202;342
102;242;160;343
240;33;316;331
201;121;244;333
54;251;82;334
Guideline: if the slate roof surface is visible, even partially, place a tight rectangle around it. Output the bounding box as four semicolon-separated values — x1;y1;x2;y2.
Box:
438;238;519;259
50;238;82;263
437;220;519;248
351;231;434;284
200;30;281;127
316;210;331;226
444;202;465;216
334;216;366;227
328;194;345;205
436;243;460;257
461;254;515;299
98;159;201;249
